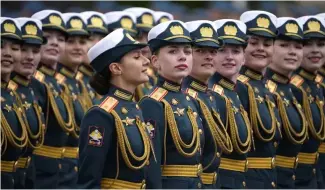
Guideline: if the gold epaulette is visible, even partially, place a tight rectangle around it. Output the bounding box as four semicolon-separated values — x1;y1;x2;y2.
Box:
99;96;119;113
186;88;198;99
212;84;224;96
266;80;277;93
34;71;45;83
55;73;66;84
149;87;168;102
237;74;250;84
76;71;83;81
315;74;323;84
290;74;304;88
7;80;18;91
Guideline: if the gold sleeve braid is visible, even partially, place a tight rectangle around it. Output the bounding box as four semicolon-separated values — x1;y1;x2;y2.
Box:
246;83;276;142
300;87;325;141
225;97;252;154
275;92;307;144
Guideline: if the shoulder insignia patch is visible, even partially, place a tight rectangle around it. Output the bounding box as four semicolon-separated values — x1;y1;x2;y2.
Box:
88;126;105;147
266;80;277;93
212;84;224;96
290;74;304;88
7;80;18;91
237;74;250;84
99;96;119;113
55;73;66;84
315;74;323;84
34;71;45;83
149;87;168;101
186;88;198;99
76;71;83;81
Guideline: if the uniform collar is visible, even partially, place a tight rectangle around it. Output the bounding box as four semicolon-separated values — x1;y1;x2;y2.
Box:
319;66;325;76
297;67;316;81
157;75;181;92
1;80;7;89
183;76;208;92
240;66;263;80
211;72;235;90
57;63;76;78
11;72;30;87
39;65;56;76
78;64;94;77
109;85;134;101
265;68;289;84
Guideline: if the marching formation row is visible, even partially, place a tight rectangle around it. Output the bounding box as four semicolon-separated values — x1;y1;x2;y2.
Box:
1;6;325;189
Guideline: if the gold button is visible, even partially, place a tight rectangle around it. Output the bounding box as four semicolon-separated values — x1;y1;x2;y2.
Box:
197;182;202;189
271;182;276;188
210;96;213;101
59;164;62;170
186;96;190;101
273;142;278;148
294;157;299;169
66;132;69;135
242;181;246;187
313;168;316;174
74;166;78;172
141;180;146;189
271;157;275;169
199;129;203;134
216;152;220;158
197;164;203;176
292;175;296;180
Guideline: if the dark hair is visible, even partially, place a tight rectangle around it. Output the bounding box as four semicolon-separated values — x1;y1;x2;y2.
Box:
89;65;111;95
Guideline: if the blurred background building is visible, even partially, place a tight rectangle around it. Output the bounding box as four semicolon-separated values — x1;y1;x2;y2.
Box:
1;1;324;20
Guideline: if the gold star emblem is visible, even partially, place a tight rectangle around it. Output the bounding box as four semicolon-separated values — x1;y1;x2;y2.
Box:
254;87;259;93
122;117;135;126
49;83;54;88
174;107;185;116
284;98;290;106
280;91;285;96
256;95;264;104
232;106;239;114
71;93;77;101
121;107;128;114
23;101;31;110
186;96;190;101
306;87;311;93
308;95;314;103
171;98;178;105
209;96;213;102
4;104;12;112
53;90;59;98
21;93;26;99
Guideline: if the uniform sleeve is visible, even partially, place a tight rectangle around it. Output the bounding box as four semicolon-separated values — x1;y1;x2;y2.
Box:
77;107;114;189
235;81;249;112
139;97;164;189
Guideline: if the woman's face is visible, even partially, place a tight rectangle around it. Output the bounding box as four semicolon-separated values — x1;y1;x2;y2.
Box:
214;44;245;79
191;46;218;81
118;49;150;86
152;44;193;83
245;35;274;71
15;44;41;77
60;35;88;68
301;39;325;72
83;33;105;65
41;30;65;67
1;39;21;77
270;39;303;75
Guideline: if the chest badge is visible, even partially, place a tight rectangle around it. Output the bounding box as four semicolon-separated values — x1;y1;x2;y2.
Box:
4;104;12;112
121;107;128;114
171;98;178;105
232;106;239;114
186;96;190;101
256;95;264;104
71;93;78;101
122;117;135;126
174;107;185;116
254;87;259;93
280;91;285;97
308;95;314;103
283;98;290;107
20;93;26;100
23;101;31;110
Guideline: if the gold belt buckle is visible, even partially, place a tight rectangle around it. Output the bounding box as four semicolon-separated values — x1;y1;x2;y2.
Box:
197;164;203;176
245;160;249;172
294;157;299;169
271;157;275;169
141;179;146;189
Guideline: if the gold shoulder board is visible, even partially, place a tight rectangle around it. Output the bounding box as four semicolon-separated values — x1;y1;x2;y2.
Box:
290;74;304;88
99;96;119;113
149;87;168;101
55;73;66;84
237;74;250;84
266;80;277;93
76;71;83;81
315;74;323;83
7;80;18;91
212;84;224;96
186;88;198;99
34;71;45;83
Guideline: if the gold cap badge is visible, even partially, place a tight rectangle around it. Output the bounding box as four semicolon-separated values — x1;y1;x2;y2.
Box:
141;14;153;25
285;23;298;34
224;25;237;36
200;27;213;37
70;19;83;29
160;17;169;23
90;16;103;27
121;18;133;29
170;25;184;35
257;17;270;28
4;23;16;33
307;20;320;32
49;15;62;26
25;24;37;35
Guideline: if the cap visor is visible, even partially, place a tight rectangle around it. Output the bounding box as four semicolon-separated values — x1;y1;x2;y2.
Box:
43;26;67;35
248;30;275;38
194;40;220;48
88;28;108;35
304;32;325;39
67;30;89;37
1;34;22;42
277;34;303;41
23;38;44;45
138;26;152;33
223;38;247;46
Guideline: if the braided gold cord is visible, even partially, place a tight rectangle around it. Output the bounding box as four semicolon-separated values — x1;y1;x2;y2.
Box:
77;79;93;111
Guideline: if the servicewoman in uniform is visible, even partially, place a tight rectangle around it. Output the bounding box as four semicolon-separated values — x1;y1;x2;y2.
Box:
236;11;281;188
30;10;73;188
78;28;152;189
183;20;233;188
57;12;89;188
12;17;47;188
289;16;325;188
124;7;156;101
139;20;205;189
209;19;252;189
77;11;109;107
104;11;138;37
315;12;325;189
1;17;28;189
264;17;308;188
